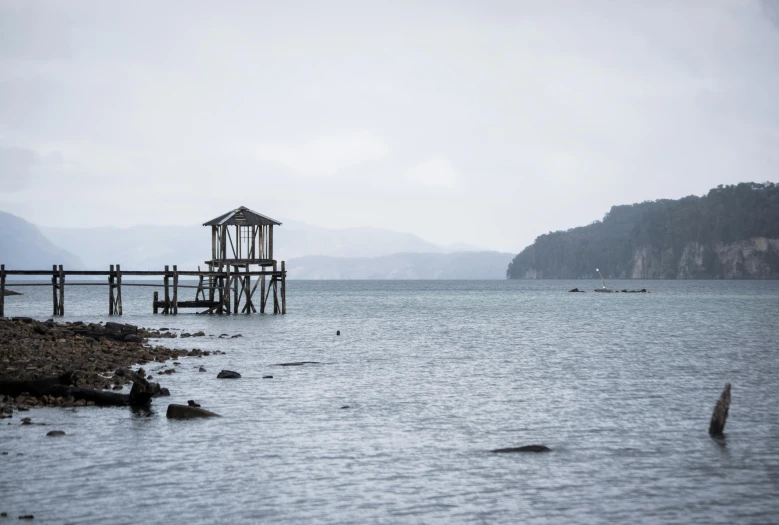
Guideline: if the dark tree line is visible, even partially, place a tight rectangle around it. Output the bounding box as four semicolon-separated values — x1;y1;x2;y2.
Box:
507;182;779;279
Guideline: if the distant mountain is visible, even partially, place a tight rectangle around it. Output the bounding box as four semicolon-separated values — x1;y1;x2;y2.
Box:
287;251;513;279
0;211;83;269
507;182;779;279
40;221;482;270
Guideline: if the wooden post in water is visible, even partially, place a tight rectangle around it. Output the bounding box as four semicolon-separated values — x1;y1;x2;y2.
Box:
709;383;731;436
109;264;115;315
272;261;279;314
233;267;239;314
0;264;5;318
163;265;170;314
116;264;122;316
260;274;266;314
51;264;59;316
153;291;159;314
224;265;231;315
58;265;65;316
172;265;178;315
281;260;286;314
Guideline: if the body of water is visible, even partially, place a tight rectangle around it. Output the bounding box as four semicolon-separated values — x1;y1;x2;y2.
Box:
1;280;778;524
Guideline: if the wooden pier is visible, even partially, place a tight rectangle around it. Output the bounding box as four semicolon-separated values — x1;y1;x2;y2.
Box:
0;263;287;317
0;206;288;317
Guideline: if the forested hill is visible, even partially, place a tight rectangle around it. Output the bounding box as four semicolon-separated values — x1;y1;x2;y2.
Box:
507;182;779;279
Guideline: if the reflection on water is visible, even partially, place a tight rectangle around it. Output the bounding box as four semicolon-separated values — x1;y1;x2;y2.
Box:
1;280;778;524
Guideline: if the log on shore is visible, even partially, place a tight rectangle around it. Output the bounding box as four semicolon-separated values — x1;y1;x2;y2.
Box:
0;371;157;407
709;383;731;436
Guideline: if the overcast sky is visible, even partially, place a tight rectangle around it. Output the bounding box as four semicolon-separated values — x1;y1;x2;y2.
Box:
1;0;778;252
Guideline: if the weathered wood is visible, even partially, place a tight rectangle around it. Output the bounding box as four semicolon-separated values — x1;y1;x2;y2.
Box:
172;265;178;315
260;274;266;313
269;225;274;261
58;265;65;316
153;291;159;314
52;264;59;316
233;267;239;314
0;264;5;318
163;265;170;314
709;383;731;436
281;260;286;314
116;264;122;316
224;264;231;315
108;264;115;315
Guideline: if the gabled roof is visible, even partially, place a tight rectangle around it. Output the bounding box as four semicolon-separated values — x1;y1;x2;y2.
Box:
203;206;282;227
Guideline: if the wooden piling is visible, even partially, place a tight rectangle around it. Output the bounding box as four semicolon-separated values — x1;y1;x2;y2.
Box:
0;264;5;318
116;264;122;316
224;264;231;315
58;265;65;316
153;291;159;314
260;274;266;314
52;264;59;316
164;265;170;314
281;260;286;314
108;264;115;315
172;265;178;315
709;383;731;436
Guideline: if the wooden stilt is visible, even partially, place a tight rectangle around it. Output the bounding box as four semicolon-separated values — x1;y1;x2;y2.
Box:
58;265;65;316
172;265;178;315
109;264;115;315
709;383;731;436
260;274;266;313
233;267;239;314
281;260;286;315
0;264;5;318
224;265;231;315
164;265;170;314
52;265;58;316
153;291;159;314
116;264;122;316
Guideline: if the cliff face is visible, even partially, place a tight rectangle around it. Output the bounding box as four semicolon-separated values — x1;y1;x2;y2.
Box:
628;238;779;279
507;182;779;280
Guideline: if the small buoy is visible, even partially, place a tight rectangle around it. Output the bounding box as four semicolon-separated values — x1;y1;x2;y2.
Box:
336;330;340;336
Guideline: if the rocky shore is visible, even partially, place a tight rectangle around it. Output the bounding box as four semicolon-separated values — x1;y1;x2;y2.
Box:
0;317;213;411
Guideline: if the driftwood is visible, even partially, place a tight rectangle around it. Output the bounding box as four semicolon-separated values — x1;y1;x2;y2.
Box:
709;383;731;436
0;371;156;407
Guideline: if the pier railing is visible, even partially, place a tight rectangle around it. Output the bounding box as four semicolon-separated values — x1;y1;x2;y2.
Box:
0;263;286;317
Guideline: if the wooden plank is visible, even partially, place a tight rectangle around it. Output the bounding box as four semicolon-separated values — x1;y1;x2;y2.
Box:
269;225;274;261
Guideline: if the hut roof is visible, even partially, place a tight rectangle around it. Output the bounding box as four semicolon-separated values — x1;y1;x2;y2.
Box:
203;206;282;227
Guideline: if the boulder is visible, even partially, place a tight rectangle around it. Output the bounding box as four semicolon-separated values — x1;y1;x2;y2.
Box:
46;430;66;437
491;445;551;453
217;370;241;379
166;404;220;419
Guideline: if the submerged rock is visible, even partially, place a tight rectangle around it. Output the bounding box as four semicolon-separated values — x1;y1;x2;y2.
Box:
216;370;241;379
166;404;220;419
46;430;66;437
491;445;551;453
275;361;322;367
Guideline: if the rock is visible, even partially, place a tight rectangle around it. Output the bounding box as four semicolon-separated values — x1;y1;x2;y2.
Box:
262;375;273;379
568;288;580;292
218;334;229;338
180;333;192;338
275;361;322;366
166;404;220;419
187;400;201;407
340;405;350;409
20;417;31;425
216;370;241;379
336;330;340;336
46;430;66;437
709;383;731;436
491;445;551;453
230;334;242;338
198;367;207;373
192;331;205;337
123;334;142;343
18;515;34;520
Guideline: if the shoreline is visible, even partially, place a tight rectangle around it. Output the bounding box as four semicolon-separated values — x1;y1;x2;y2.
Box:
0;317;214;411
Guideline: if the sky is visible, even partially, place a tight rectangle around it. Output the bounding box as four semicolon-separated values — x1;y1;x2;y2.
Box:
1;0;778;253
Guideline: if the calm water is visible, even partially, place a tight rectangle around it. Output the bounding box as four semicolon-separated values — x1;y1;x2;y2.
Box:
1;280;778;524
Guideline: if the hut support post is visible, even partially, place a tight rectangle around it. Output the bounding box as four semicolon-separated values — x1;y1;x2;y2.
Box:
163;265;170;314
58;265;65;316
272;261;280;314
0;264;5;318
153;291;159;314
233;267;239;314
172;265;178;315
51;265;58;316
281;260;286;314
108;264;115;315
260;274;266;313
116;264;122;316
